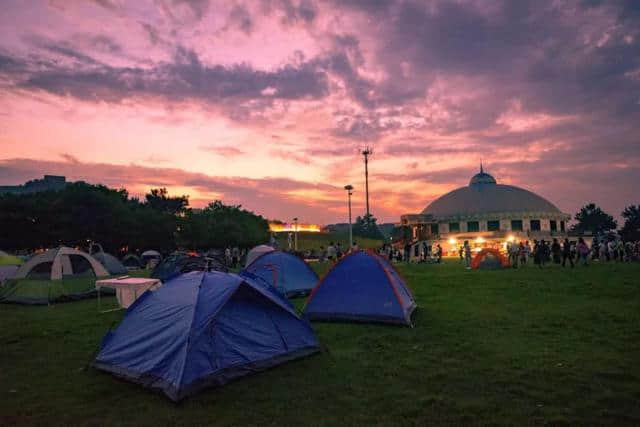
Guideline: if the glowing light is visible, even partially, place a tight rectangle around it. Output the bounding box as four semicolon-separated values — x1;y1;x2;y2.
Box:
448;238;457;245
507;235;515;242
269;223;321;233
475;237;485;244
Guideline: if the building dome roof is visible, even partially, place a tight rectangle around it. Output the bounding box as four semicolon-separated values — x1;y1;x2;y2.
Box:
422;168;563;218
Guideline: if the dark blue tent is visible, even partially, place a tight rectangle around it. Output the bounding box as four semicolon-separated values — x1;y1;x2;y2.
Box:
304;251;417;326
94;271;319;401
243;251;318;298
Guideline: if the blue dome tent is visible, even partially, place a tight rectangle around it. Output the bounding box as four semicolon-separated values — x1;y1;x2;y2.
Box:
304;251;417;326
94;271;319;401
243;251;319;298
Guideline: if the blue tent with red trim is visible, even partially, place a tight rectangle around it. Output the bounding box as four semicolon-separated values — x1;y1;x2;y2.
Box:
94;271;319;401
243;251;318;298
304;251;417;326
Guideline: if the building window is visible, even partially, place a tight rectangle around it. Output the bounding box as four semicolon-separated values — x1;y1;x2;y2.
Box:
511;220;523;231
467;221;479;232
530;219;541;231
560;221;565;232
550;220;557;232
487;220;500;231
449;222;460;233
430;223;439;235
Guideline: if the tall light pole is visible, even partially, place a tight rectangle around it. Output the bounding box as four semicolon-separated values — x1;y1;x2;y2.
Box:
344;185;354;247
361;146;372;217
293;217;298;251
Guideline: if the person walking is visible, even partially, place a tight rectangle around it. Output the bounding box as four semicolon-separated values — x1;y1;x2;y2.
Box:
562;238;574;268
436;244;443;263
463;240;472;269
577;238;590;266
551;238;561;264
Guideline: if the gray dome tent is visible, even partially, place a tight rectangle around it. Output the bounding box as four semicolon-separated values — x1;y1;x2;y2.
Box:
93;252;128;275
1;247;110;304
122;254;143;270
14;247;109;280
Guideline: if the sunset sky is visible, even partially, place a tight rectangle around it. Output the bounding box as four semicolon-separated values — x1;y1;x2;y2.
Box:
1;0;639;224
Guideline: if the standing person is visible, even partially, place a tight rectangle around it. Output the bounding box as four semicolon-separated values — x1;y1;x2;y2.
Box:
551;238;561;264
327;242;336;263
615;239;624;262
352;241;359;252
577;238;590;266
541;240;550;267
523;241;531;265
509;242;519;268
436;244;443;264
463;240;472;269
519;242;526;266
422;241;429;262
232;246;240;268
533;240;541;268
319;245;326;262
562;238;574;268
599;242;607;262
336;243;343;260
224;247;232;266
606;240;614;262
591;239;600;261
404;242;411;263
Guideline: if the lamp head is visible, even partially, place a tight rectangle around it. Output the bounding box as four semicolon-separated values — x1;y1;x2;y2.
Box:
344;184;353;191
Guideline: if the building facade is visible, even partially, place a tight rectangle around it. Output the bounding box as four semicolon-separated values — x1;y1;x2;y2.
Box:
400;167;571;255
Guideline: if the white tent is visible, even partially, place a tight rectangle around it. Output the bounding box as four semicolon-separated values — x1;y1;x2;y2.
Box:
14;247;109;280
245;245;275;267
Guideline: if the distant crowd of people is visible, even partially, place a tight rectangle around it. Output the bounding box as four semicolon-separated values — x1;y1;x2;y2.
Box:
502;237;640;268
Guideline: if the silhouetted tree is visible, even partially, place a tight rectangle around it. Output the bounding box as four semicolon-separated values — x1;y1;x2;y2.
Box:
145;188;189;216
570;203;617;234
352;213;384;240
620;205;640;241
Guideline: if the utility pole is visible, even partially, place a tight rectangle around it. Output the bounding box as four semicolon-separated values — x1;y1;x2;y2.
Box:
361;146;372;217
344;185;354;247
293;217;298;251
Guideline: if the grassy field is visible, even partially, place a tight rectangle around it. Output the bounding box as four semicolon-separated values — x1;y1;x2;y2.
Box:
274;231;383;251
1;261;639;426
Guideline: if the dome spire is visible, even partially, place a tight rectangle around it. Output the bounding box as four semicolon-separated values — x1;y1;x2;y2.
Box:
480;161;484;174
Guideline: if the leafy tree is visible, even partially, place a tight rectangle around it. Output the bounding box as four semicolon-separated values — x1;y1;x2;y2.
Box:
145;188;189;216
570;203;617;234
177;201;269;249
620;205;640;241
352;213;385;240
391;225;411;242
0;183;267;254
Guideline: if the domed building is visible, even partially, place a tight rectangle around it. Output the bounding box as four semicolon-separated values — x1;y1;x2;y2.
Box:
400;166;571;254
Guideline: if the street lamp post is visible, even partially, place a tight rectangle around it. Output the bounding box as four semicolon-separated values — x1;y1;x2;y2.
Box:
344;185;354;248
293;217;298;251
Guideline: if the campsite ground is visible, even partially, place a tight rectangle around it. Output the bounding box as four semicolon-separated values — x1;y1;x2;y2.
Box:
1;260;639;426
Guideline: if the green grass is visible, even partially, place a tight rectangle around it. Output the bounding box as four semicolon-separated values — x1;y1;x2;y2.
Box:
275;231;383;251
1;261;639;426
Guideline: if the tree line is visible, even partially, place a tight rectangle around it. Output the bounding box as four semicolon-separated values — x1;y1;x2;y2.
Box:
0;182;269;254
